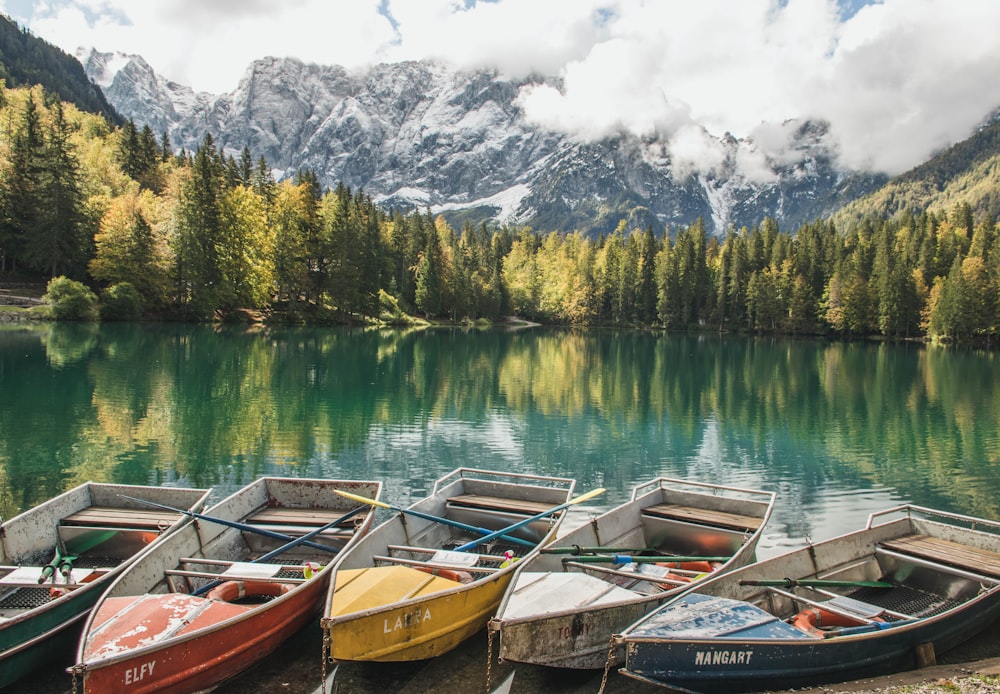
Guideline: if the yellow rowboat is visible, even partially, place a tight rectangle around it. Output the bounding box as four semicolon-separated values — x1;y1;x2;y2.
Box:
321;468;584;662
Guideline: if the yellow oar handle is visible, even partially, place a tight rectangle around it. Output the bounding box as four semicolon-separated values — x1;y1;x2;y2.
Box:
570;488;606;505
334;489;392;510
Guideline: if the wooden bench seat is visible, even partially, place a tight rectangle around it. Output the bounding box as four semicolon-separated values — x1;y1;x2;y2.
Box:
880;534;1000;578
61;507;181;529
641;504;762;532
247;507;355;527
446;493;552;516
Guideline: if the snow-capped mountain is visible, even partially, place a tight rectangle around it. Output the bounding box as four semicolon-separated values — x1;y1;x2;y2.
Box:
79;49;886;236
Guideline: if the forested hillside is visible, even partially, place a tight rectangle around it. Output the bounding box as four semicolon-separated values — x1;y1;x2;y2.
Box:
0;15;119;122
0;81;997;344
832;116;1000;230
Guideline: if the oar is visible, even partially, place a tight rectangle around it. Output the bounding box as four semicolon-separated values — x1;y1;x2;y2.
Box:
739;578;894;589
453;488;607;552
192;504;367;597
332;490;536;549
119;494;342;554
541;545;659;555
36;546;64;584
563;555;730;565
38;527;124;584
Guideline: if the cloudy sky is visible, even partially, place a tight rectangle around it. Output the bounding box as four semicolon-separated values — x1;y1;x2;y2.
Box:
3;0;1000;176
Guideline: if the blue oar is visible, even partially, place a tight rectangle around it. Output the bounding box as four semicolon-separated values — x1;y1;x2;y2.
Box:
333;490;536;549
192;504;368;597
119;494;342;554
454;488;606;552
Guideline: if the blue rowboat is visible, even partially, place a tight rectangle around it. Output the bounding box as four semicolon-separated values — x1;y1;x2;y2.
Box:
615;505;1000;692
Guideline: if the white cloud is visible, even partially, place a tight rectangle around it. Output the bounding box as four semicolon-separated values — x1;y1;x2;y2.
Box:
4;0;1000;176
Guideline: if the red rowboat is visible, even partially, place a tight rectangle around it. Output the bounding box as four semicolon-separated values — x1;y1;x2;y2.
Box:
69;477;381;693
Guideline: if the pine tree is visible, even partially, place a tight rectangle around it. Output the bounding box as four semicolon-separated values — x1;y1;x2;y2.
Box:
30;100;88;278
0;92;45;272
415;221;443;317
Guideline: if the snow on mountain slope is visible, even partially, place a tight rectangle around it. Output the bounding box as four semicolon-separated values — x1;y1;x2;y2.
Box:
80;50;884;236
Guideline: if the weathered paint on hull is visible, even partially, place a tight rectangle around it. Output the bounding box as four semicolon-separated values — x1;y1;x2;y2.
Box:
78;579;325;693
621;595;1000;693
328;573;512;662
492;477;775;670
496;601;649;669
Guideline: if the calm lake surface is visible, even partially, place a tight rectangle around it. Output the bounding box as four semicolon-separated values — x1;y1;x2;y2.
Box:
3;323;999;692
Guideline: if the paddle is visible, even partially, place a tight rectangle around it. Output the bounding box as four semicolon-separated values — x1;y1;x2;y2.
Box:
332;490;536;549
563;555;730;565
541;545;659;555
192;504;368;597
119;495;342;554
453;488;607;552
739;578;894;589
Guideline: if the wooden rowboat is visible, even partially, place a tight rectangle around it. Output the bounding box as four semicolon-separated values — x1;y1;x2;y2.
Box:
0;482;211;689
69;477;382;693
490;477;775;669
616;505;1000;693
321;468;579;663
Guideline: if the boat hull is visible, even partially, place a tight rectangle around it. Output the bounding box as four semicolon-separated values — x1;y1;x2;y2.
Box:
617;505;1000;693
492;478;775;669
72;477;381;693
77;578;325;694
329;571;511;661
0;483;210;689
621;595;1000;693
323;468;577;663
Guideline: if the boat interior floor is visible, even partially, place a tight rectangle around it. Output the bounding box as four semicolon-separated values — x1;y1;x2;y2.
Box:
845;584;963;619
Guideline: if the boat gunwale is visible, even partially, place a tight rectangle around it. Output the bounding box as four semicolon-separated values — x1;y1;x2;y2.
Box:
0;484;212;628
70;478;382;674
321;468;578;660
493;476;776;624
614;504;1000;687
618;583;1000;646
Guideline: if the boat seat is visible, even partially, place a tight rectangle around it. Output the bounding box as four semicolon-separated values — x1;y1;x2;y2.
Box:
165;568;306;584
60;507;181;530
641;504;762;532
0;565;97;586
879;534;1000;578
372;554;499;574
246;507;358;528
446;494;552;516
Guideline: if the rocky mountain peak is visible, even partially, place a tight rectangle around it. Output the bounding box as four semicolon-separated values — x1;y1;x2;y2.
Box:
81;51;884;236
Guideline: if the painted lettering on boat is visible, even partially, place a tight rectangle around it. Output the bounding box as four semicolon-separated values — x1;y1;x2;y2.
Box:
694;650;754;666
124;660;156;685
557;621;593;639
384;608;432;633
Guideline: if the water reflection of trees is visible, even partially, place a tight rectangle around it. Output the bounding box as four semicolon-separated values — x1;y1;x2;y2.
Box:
1;326;998;524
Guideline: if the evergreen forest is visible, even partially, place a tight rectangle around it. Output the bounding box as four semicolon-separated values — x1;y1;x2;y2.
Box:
1;83;999;344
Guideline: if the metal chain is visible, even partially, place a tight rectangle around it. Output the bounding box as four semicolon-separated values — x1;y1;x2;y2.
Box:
321;629;329;693
71;668;78;694
484;625;495;693
597;636;617;694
